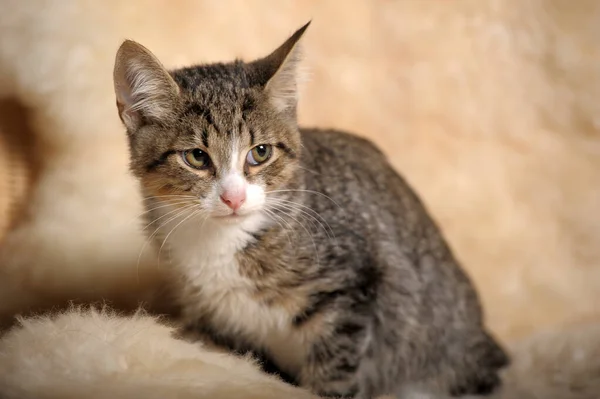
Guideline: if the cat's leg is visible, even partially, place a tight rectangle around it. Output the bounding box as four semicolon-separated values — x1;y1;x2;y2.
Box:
444;331;509;397
298;321;369;399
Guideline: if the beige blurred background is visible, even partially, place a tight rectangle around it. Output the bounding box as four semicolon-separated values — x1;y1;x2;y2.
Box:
0;0;599;342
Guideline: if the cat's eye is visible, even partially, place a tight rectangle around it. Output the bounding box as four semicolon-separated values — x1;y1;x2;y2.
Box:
182;149;211;170
246;144;273;166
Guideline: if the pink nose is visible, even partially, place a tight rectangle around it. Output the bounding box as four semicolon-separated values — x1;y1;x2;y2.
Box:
220;191;246;211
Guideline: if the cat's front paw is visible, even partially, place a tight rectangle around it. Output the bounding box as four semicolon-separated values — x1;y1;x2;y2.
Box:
448;332;509;397
449;369;502;397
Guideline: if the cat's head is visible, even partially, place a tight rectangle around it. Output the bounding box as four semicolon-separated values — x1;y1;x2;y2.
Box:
113;23;309;223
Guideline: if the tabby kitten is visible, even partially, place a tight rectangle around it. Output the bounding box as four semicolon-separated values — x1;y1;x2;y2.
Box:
113;22;508;399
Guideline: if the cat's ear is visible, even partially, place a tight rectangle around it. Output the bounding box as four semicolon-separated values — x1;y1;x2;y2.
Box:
253;21;311;114
113;40;180;131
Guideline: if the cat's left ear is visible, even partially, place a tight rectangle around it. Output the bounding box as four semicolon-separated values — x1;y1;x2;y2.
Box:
113;40;180;132
252;21;311;114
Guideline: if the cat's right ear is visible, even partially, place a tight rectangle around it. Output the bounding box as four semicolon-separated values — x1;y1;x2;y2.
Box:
113;40;180;132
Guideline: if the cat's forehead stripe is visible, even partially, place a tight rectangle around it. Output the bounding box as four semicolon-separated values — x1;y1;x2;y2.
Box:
249;127;255;146
201;129;209;148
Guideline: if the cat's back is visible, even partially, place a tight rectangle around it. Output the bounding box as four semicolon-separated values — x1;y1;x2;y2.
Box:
298;128;476;296
296;127;432;286
298;128;424;220
299;128;387;172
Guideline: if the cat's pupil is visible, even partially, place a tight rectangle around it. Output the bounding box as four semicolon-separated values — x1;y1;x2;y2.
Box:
256;146;267;157
192;149;204;159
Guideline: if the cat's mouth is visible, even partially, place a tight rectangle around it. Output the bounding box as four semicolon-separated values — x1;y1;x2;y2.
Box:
214;213;242;219
211;212;250;222
210;205;262;222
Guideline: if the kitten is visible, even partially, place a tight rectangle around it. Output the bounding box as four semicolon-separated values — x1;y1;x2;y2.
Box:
113;22;508;399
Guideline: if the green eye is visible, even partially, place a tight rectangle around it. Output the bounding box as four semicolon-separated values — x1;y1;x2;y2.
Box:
182;149;211;169
247;144;273;166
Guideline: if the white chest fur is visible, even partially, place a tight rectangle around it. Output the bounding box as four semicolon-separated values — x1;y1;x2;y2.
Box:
158;211;308;374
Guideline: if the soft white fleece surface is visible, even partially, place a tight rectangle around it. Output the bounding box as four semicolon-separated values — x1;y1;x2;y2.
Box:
0;308;319;399
0;309;599;399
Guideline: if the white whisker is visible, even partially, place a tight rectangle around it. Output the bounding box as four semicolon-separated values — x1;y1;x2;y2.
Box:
263;208;294;249
267;200;320;235
145;194;197;199
265;189;342;209
266;203;320;267
157;206;205;267
123;198;197;226
297;165;321;176
135;204;197;281
133;200;198;222
140;202;198;232
266;197;335;240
